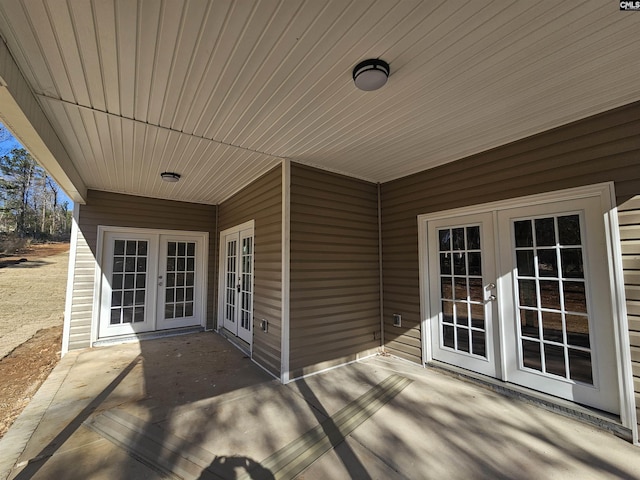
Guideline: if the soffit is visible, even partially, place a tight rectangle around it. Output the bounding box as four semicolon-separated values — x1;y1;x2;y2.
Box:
0;0;637;204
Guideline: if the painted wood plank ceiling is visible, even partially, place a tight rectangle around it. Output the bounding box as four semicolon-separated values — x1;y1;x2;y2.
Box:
0;0;637;204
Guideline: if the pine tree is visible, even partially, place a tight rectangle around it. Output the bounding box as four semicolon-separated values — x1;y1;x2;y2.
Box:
0;148;70;239
0;148;35;235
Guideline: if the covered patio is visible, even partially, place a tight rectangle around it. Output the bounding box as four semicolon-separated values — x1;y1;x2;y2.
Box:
1;332;639;480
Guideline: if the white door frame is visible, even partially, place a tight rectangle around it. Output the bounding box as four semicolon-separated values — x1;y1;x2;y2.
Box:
93;226;208;342
217;220;255;347
418;183;637;440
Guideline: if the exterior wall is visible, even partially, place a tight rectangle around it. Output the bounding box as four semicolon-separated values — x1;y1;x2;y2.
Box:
288;164;380;378
66;190;217;350
618;196;640;431
218;165;282;377
380;100;640;429
380;100;640;364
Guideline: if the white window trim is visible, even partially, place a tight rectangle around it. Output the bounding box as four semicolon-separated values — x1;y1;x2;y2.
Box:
417;182;637;442
92;226;209;345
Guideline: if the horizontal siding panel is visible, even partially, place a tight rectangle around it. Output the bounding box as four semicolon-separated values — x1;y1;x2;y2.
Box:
288;285;380;299
292;195;377;217
292;164;376;194
290;316;379;336
624;272;640;286
628;315;640;332
620;197;640;211
291;203;376;224
290;222;378;240
289;277;379;290
292;214;378;232
290;294;379;310
291;307;380;323
292;187;378;210
291;243;379;255
291;328;378;350
290;336;380;370
289;164;380;374
384;341;422;363
290;348;379;379
631;346;640;364
289;252;379;263
626;301;640;317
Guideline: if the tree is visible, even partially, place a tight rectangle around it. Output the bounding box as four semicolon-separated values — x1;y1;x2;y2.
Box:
0;148;35;235
0;147;70;239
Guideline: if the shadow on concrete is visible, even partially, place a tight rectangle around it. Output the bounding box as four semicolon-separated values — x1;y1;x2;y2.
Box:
8;334;640;479
199;456;274;480
13;356;142;479
294;378;371;479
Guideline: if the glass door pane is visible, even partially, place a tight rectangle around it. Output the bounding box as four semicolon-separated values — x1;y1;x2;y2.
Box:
110;239;148;325
438;225;486;358
513;214;593;384
223;237;238;335
163;241;196;320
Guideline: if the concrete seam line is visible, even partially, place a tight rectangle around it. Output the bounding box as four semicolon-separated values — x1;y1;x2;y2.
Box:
240;374;412;480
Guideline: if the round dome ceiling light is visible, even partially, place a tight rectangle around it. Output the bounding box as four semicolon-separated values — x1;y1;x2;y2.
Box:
160;171;181;183
352;59;390;91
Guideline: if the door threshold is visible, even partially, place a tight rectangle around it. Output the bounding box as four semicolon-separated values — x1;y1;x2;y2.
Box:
218;328;251;356
93;326;204;347
427;361;631;442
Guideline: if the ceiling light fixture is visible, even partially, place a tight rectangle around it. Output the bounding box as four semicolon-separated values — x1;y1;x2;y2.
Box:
160;171;181;183
352;58;390;91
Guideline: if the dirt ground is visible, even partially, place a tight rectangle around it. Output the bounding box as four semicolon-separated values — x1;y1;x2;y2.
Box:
0;243;70;438
0;242;70;268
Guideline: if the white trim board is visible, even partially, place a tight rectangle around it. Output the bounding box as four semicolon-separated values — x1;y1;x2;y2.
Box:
281;160;291;384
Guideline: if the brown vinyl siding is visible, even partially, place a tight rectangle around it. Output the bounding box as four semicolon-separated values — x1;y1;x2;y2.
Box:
618;196;640;432
218;165;282;377
67;229;95;350
380;100;640;368
289;164;380;378
67;190;217;349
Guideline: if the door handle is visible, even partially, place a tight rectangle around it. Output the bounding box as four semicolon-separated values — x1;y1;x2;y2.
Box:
488;295;496;301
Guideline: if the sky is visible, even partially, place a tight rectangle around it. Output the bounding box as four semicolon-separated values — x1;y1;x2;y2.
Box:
0;122;73;210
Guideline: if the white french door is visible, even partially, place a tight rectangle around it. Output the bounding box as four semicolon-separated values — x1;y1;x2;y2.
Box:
428;213;499;378
157;235;204;330
99;229;206;339
219;222;254;346
100;232;158;337
424;188;621;414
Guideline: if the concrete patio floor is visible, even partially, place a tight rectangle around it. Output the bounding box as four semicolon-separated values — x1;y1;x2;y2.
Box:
1;332;639;480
